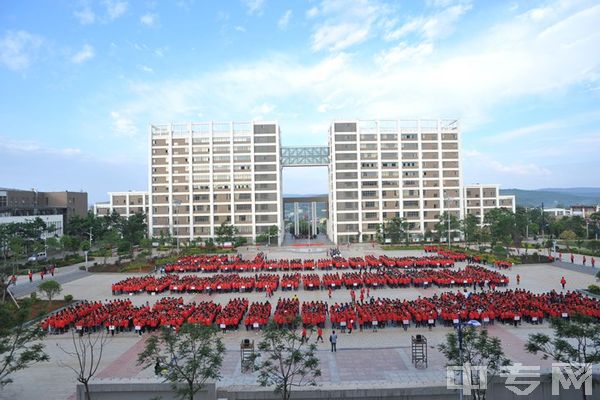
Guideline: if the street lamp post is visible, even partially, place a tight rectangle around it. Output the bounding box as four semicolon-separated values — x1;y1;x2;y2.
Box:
173;200;181;251
84;227;93;250
444;191;452;249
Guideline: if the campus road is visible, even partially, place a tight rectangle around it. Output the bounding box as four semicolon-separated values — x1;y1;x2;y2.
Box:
9;263;92;298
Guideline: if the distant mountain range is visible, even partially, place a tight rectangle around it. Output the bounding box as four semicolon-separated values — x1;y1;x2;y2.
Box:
500;188;600;208
285;189;600;209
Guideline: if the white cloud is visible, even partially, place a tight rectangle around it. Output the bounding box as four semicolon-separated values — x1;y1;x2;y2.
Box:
140;13;158;27
385;1;472;42
278;10;292;30
0;30;43;71
104;0;128;20
242;0;266;16
74;7;96;25
377;42;433;68
0;137;81;157
154;47;167;57
252;103;275;115
312;23;369;51
110;111;138;137
109;1;600;145
234;26;246;33
487;111;600;143
306;6;319;18
463;149;483;158
490;161;551;176
309;0;387;52
140;65;153;73
71;44;95;64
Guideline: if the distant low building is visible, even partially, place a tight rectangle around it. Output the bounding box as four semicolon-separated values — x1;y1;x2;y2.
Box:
544;207;572;217
570;204;599;218
93;191;148;218
463;184;515;225
0;188;88;236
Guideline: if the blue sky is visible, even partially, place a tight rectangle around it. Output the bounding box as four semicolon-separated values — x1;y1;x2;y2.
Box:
1;0;599;204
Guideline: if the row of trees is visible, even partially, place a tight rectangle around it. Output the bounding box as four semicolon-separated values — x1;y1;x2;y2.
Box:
439;314;600;400
64;211;147;257
376;207;600;254
0;218;54;263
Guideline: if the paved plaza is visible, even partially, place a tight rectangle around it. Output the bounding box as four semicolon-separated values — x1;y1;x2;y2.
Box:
2;247;598;400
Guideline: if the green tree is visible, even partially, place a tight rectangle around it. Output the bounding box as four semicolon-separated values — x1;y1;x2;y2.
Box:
461;214;479;247
526;314;600;400
587;240;600;255
140;237;153;255
37;280;62;304
215;222;238;246
438;327;511;400
262;225;280;245
0;301;49;386
484;208;518;256
8;237;24;262
435;212;461;245
80;240;91;253
137;324;225;400
378;217;409;244
45;236;62;257
119;212;147;245
117;240;132;255
250;320;321;400
559;230;578;242
60;235;81;255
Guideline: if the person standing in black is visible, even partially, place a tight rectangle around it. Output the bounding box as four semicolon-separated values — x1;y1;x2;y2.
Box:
329;330;337;352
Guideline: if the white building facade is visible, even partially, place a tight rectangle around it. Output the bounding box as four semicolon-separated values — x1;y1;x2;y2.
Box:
328;119;463;244
93;191;149;218
148;122;282;244
463;184;516;225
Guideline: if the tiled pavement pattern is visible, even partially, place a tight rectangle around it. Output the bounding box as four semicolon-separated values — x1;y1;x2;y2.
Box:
2;247;597;400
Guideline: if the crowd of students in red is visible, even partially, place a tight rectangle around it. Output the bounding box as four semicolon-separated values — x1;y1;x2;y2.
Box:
111;265;508;296
160;254;459;274
43;297;249;334
273;298;299;326
301;301;328;326
112;273;282;295
41;287;600;335
244;302;272;329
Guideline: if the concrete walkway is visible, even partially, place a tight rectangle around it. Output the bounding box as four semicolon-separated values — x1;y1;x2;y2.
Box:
9;263;92;298
550;260;598;276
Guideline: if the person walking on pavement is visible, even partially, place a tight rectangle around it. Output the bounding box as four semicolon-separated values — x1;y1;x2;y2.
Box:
28;270;33;283
592;257;596;268
316;326;324;343
516;274;521;285
570;253;574;263
560;276;566;290
583;256;587;266
329;330;337;352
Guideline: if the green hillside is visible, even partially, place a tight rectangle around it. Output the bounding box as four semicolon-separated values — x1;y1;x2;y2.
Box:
500;188;600;207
